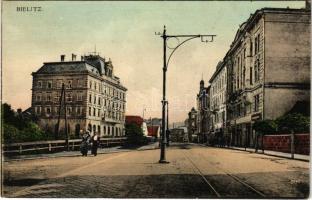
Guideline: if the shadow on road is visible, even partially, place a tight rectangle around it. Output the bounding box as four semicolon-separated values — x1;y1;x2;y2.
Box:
4;171;308;198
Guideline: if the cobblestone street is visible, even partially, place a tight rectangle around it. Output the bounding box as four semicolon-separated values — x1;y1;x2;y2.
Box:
2;143;309;198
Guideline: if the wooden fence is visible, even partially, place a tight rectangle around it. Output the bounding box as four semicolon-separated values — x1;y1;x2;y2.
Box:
2;137;127;154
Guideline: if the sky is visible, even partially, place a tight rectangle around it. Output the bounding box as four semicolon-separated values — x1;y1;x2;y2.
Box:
2;1;305;123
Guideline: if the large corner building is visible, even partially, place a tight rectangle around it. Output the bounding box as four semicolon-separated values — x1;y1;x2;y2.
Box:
31;54;127;138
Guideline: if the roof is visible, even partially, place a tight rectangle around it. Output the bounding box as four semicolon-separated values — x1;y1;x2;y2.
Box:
147;126;159;137
125;115;143;127
35;61;100;75
228;7;309;56
209;61;225;83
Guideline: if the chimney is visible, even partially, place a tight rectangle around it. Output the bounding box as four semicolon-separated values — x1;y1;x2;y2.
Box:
72;54;76;61
61;55;65;62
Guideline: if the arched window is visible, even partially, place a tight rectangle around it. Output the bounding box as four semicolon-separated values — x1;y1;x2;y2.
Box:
97;125;101;134
88;124;92;132
75;124;80;137
93;125;96;134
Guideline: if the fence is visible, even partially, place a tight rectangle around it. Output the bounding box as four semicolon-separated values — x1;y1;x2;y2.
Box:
258;133;309;155
3;137;127;155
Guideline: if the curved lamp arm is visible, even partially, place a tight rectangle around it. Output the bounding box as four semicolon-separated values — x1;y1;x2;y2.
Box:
166;35;200;69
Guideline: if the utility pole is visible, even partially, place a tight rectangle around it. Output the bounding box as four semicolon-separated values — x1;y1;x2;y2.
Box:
156;26;216;163
166;101;169;146
55;83;69;151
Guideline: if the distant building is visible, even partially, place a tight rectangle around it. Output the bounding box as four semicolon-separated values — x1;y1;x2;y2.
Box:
209;61;227;143
196;80;211;143
31;54;127;138
147;125;160;138
187;107;198;142
223;8;310;147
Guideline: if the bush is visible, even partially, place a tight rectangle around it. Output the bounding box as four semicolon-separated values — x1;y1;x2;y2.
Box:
253;120;277;135
3;124;20;144
276;113;310;133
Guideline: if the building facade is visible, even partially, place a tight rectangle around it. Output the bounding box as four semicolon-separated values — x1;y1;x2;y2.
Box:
224;8;310;147
32;54;127;138
196;80;211;143
209;61;228;144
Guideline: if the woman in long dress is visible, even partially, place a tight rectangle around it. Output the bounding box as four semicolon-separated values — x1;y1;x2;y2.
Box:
80;131;90;156
91;132;100;156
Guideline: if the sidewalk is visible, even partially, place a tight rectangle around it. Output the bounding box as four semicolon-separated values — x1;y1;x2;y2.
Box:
3;142;159;162
228;146;310;161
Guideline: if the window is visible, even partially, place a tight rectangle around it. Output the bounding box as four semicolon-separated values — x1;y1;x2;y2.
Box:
98;97;101;105
67;80;72;88
47;93;52;101
93;108;96;116
254;94;260;112
250;41;253;56
57;80;63;88
250;67;253;85
47;81;52;89
255;59;260;82
77;92;83;101
37;107;41;114
67;107;72;115
89;107;91;116
94;95;97;104
77;107;81;115
257;34;260;53
46;107;51;114
94;82;97;90
89;81;92;89
89;94;92;103
37;81;42;88
98;109;101;117
67;93;72;102
36;94;41;101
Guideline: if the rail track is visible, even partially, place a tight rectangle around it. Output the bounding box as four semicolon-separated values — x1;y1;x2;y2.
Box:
184;151;266;198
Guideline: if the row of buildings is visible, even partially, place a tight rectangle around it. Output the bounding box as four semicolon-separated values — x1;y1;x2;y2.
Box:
31;54;127;138
187;6;310;147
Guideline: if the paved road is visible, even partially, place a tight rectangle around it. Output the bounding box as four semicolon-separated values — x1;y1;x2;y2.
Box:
2;143;309;198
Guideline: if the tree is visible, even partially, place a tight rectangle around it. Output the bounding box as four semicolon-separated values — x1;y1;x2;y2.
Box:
276;113;310;133
2;103;49;143
125;123;147;145
253;120;277;135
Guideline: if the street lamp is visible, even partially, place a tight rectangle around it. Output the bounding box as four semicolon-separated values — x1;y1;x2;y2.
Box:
156;26;216;163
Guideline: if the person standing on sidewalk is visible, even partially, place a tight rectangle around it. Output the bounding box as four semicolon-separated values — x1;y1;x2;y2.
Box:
91;132;100;156
80;131;91;156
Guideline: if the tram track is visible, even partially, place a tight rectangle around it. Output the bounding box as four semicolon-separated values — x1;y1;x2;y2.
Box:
184;150;266;198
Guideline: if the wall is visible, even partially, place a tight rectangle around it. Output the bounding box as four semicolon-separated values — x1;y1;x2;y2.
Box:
264;11;310;83
261;133;309;155
264;88;310;119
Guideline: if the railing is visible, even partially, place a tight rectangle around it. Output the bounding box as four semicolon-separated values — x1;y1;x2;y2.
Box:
3;137;127;154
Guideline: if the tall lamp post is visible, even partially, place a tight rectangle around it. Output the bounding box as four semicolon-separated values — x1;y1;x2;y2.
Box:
156;26;216;163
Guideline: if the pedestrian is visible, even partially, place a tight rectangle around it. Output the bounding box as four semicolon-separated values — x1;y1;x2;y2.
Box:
91;132;100;156
80;131;91;156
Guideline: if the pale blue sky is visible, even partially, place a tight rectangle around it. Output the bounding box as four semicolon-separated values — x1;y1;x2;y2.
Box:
3;1;305;122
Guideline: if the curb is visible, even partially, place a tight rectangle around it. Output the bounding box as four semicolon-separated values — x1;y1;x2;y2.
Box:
4;146;159;162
